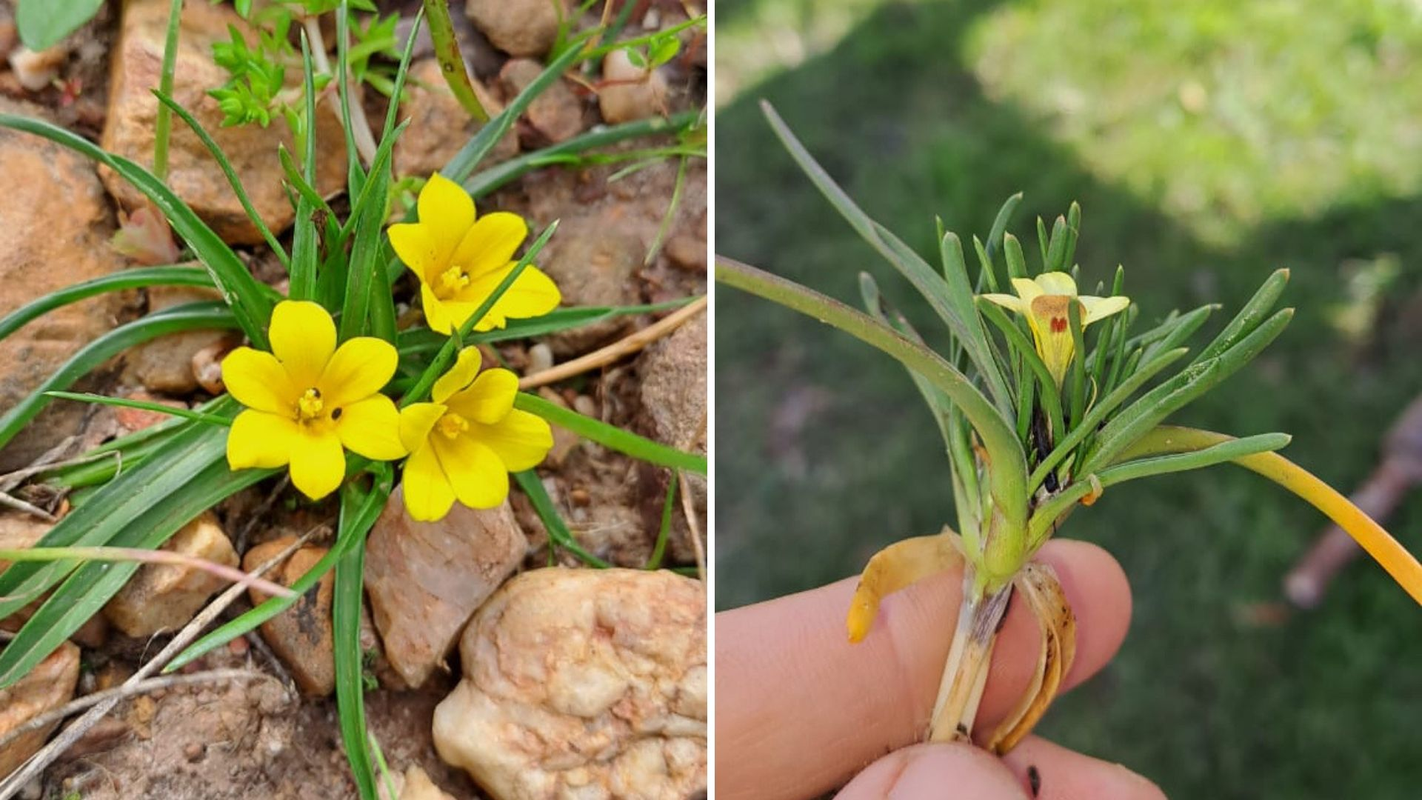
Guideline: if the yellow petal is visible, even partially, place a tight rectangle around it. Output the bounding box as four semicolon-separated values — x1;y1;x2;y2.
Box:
431;347;482;404
1079;295;1130;326
402;443;456;521
1027;295;1076;386
398;402;447;453
319;337;397;408
460;265;561;332
288;428;346;499
470;409;553;471
420;283;456;335
981;293;1026;315
433;434;507;509
269;300;336;387
446;368;518;424
336;395;406;461
389;222;442;282
226;410;296;469
418;173;475;263
451;212;527;278
1034;271;1078;297
222;347;298;414
1011;277;1044;303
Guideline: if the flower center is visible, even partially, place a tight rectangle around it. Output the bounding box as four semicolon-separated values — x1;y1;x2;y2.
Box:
296;388;325;422
436;412;469;440
434;265;471;300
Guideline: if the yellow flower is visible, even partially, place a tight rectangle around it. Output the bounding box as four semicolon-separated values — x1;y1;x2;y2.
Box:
397;347;553;521
388;173;560;335
222;301;406;500
983;272;1129;386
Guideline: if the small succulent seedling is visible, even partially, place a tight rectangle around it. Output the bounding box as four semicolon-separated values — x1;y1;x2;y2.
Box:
716;101;1422;751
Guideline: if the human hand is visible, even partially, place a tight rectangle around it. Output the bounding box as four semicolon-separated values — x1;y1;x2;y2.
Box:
715;539;1166;800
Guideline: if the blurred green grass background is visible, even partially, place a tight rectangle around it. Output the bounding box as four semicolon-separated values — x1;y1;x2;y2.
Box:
714;0;1422;797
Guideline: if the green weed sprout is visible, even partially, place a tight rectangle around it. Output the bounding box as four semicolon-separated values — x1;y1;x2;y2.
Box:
715;101;1422;753
0;8;704;798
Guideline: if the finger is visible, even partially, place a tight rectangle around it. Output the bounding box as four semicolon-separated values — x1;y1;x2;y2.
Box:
833;738;1166;800
835;743;1027;800
1000;736;1167;800
715;539;1132;800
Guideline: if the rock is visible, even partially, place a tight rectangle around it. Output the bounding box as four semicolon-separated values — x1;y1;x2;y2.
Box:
243;538;335;696
465;0;563;58
498;58;585;144
103;512;238;637
663;234;705;273
365;488;526;689
113;390;186;433
126;283;237;395
637;313;706;450
432;568;706;799
8;43;68;92
539;213;643;355
0;97;128;471
393;58;518;179
637;314;707;565
100;0;347;244
399;765;457;800
598;50;668;124
0;642;80;779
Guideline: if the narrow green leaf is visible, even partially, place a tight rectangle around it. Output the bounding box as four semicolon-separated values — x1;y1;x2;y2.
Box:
514;393;706;473
645;472;678;570
985;192;1023;267
717;255;1027;529
0;266;212;344
289;34;322;301
1193;268;1290;365
43;392;233;426
0;304;238;453
153;90;289;269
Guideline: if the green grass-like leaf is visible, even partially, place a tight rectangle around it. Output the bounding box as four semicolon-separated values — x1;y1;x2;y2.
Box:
514;393;707;474
0;265;213;344
0;303;238;453
513;470;610;568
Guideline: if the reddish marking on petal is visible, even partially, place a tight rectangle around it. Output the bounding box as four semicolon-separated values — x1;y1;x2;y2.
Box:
1050;316;1068;333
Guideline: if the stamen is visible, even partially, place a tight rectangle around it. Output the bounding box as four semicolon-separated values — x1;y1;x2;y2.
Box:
437;412;469;440
436;265;471;299
297;388;324;421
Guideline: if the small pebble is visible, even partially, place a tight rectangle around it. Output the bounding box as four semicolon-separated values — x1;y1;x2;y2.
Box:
528;343;553;374
573;395;597;418
184;742;205;762
570;488;591;507
228;636;249;656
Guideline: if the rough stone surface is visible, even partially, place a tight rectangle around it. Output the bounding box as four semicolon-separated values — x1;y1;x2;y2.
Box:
366;487;527;689
433;568;706;800
126;283;237;395
103;512;238;638
0;642;80;779
243;538;336;696
498;58;585;144
101;0;346;244
637;314;706;451
465;0;562;58
538;212;644;355
598;50;668;124
391;765;457;800
0;97;128;471
394;58;518;179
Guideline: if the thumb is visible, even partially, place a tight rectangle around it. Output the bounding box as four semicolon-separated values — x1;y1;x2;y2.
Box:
836;743;1027;800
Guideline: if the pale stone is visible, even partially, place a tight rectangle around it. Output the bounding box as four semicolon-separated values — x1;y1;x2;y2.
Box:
125;283;236;395
598;50;668;125
465;0;563;58
103;512;238;637
432;568;706;799
393;58;517;179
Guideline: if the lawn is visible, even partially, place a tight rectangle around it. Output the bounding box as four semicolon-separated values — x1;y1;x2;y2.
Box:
714;1;1422;797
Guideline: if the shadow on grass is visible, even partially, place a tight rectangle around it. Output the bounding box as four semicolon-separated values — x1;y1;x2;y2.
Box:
715;2;1422;798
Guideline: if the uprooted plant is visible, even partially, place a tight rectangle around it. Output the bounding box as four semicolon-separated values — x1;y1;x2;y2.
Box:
0;6;705;799
715;101;1422;753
